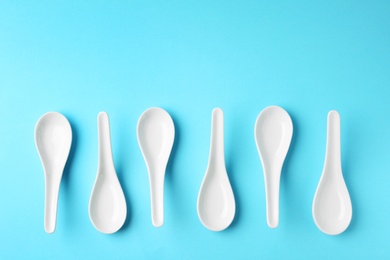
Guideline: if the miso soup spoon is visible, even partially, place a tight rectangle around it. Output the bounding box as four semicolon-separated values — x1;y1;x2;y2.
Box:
255;106;293;228
137;107;175;227
197;108;235;231
35;112;72;233
89;112;127;234
313;110;352;235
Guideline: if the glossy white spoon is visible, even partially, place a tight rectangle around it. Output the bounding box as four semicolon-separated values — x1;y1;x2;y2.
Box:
35;112;72;233
313;110;352;235
255;106;293;228
89;112;127;234
197;108;235;231
137;107;175;227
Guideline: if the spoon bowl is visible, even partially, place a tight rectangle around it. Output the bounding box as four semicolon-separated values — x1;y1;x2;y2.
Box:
137;107;175;227
35;112;72;233
255;106;293;228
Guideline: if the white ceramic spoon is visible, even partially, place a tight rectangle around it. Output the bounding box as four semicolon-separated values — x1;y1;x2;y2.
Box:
255;106;293;228
137;107;175;227
313;110;352;235
197;108;235;231
89;112;127;234
35;112;72;233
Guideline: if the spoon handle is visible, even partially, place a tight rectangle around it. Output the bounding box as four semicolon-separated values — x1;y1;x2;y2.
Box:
44;173;61;233
149;167;165;227
264;166;281;228
98;112;115;173
208;108;225;169
324;111;342;174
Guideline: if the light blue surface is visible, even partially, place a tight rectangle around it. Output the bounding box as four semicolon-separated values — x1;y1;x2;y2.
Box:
1;1;389;259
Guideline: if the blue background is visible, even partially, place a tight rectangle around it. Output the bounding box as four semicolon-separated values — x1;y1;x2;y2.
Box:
0;1;389;259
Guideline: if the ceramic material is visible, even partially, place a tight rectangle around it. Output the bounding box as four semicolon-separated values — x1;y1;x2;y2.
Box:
197;108;235;231
255;106;293;228
89;112;127;234
312;110;352;235
137;107;175;227
35;112;72;233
